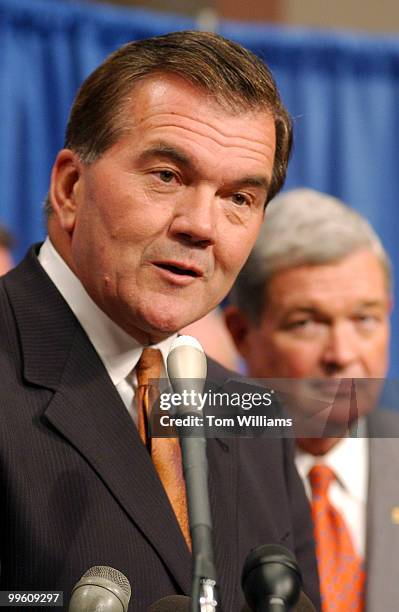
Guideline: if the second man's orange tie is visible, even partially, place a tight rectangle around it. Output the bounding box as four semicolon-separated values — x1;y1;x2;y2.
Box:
309;464;365;612
136;347;191;549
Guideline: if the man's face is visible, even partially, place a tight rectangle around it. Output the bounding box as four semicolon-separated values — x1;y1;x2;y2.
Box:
226;249;391;432
51;74;275;343
235;249;390;379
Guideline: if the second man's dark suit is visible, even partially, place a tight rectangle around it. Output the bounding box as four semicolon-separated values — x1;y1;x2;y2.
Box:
0;247;320;611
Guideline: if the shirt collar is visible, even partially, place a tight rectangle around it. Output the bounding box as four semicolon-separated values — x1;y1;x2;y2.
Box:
296;434;368;504
38;237;177;385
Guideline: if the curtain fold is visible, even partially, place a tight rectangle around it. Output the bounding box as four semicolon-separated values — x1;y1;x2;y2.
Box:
1;0;398;376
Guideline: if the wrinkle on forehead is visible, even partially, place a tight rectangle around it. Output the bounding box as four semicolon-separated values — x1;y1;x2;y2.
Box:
128;117;276;173
143;130;273;171
136;111;274;150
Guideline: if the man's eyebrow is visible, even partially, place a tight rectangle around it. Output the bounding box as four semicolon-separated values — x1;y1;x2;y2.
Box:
229;175;270;191
355;300;387;309
285;307;319;315
285;301;387;316
138;143;192;168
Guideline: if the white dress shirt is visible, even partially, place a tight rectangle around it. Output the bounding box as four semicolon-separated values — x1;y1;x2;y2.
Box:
38;237;177;423
295;436;368;559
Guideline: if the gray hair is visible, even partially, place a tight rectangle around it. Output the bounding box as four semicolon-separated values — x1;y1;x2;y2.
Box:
230;188;392;322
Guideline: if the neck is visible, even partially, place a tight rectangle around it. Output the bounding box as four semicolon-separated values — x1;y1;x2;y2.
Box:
296;437;343;456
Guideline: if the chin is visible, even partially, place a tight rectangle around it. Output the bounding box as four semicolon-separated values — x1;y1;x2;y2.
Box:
140;305;204;339
117;288;213;341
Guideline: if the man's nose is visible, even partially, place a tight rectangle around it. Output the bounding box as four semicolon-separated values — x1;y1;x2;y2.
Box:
169;186;217;247
321;322;359;373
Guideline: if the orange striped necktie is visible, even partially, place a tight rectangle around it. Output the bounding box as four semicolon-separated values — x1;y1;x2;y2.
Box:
309;464;365;612
136;348;191;550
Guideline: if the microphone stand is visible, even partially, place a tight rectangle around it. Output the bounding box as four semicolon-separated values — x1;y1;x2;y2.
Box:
166;338;219;612
179;434;219;612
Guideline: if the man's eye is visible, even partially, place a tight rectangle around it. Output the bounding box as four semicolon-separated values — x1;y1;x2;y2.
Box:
287;319;312;329
285;319;323;336
232;193;249;206
156;170;176;183
354;314;379;329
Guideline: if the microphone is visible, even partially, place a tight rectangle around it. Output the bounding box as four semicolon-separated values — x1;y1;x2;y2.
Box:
68;565;131;612
167;336;218;612
167;335;207;400
241;545;302;611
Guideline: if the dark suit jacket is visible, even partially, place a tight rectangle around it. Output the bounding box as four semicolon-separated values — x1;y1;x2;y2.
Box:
0;247;320;611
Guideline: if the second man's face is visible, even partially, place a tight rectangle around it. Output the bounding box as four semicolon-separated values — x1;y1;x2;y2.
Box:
52;74;276;344
226;248;391;426
235;249;390;381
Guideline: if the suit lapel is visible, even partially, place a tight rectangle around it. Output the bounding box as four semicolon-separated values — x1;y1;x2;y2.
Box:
5;248;192;594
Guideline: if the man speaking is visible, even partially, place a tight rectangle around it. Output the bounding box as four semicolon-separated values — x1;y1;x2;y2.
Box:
0;32;319;610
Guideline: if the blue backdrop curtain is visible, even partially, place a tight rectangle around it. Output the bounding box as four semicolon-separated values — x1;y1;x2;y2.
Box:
0;0;398;378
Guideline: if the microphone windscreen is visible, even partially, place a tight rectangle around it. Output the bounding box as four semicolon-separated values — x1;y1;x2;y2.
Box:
147;595;190;611
241;544;303;611
167;335;207;408
167;335;207;379
69;565;131;612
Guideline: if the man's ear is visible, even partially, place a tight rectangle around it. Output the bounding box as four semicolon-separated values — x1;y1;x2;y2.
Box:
49;149;82;232
223;305;253;357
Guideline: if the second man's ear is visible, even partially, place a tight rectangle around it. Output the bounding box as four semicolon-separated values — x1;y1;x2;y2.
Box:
223;305;253;357
49;149;83;232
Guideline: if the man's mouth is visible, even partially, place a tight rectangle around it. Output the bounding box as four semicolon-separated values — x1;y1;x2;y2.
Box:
154;261;202;278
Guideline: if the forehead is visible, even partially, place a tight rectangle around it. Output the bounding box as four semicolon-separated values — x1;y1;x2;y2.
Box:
116;74;276;167
265;249;388;312
124;72;268;122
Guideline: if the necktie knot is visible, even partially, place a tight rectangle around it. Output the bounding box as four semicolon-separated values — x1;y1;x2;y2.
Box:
309;464;335;499
136;348;163;443
136;348;163;388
